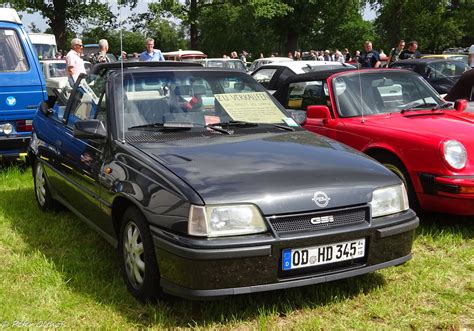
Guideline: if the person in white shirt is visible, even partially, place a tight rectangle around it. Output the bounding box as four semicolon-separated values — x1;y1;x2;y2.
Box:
468;44;474;68
65;38;86;85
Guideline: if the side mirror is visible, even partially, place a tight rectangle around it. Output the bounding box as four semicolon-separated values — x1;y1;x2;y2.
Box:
40;101;54;116
307;105;331;121
73;120;107;140
454;99;468;112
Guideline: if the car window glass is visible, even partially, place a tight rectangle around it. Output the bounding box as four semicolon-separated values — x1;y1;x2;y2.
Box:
287;80;326;110
67;75;106;127
0;28;29;72
47;62;66;77
114;71;291;138
252;68;278;88
334;72;442;117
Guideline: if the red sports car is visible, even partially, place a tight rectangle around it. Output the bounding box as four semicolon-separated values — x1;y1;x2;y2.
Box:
274;68;474;215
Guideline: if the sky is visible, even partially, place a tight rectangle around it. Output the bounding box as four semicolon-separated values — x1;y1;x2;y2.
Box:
16;2;377;34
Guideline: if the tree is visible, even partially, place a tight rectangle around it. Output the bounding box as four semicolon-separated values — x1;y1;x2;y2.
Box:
369;0;473;53
1;0;117;50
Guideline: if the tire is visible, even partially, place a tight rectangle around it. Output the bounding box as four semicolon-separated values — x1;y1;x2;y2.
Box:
33;159;58;211
119;206;162;302
375;153;420;212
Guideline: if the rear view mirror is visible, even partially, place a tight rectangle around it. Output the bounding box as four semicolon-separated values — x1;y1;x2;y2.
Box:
40;101;54;116
73;120;106;140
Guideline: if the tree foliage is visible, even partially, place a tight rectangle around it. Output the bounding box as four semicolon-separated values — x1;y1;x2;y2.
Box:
370;0;474;53
0;0;117;50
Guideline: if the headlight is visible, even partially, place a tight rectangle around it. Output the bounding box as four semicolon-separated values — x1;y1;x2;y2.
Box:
188;204;267;237
442;140;466;170
1;123;13;135
370;184;409;218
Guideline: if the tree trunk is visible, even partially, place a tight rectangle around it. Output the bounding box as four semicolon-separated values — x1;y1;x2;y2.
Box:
189;0;198;50
51;0;68;52
286;28;298;55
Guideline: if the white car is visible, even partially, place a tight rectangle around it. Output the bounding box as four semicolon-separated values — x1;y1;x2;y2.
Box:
248;57;294;73
40;59;91;96
195;58;247;72
251;60;355;94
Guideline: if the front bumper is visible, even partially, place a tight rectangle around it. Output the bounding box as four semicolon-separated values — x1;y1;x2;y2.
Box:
151;209;419;299
419;173;474;215
0;134;30;159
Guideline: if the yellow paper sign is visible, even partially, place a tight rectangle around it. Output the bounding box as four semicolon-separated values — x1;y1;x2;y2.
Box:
214;92;284;123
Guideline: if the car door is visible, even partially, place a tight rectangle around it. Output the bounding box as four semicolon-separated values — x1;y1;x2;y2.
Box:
55;74;111;231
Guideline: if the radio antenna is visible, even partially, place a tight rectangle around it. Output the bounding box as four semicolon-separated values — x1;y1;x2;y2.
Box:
119;3;125;143
358;63;365;123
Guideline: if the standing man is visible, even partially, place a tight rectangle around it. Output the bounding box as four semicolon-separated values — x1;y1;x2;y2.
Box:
387;40;405;66
399;41;421;60
65;38;86;85
358;41;381;68
139;38;165;62
93;39;111;64
468;44;474;68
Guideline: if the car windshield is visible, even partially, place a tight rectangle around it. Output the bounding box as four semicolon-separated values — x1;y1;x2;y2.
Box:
333;71;443;117
112;70;294;137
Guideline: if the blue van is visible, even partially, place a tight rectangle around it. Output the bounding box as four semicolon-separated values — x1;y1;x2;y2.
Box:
0;8;47;160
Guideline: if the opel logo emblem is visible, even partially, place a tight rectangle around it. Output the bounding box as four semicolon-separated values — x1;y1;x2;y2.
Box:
312;191;330;208
6;96;16;107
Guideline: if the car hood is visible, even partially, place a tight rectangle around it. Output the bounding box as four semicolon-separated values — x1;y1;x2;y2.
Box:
133;131;399;215
360;111;474;143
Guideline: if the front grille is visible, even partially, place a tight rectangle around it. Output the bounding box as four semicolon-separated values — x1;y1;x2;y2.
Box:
268;206;369;234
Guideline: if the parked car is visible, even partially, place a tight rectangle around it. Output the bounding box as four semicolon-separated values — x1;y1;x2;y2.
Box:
162;50;207;62
29;62;418;301
390;58;471;95
251;61;354;94
194;58;247;72
248;57;293;73
422;54;469;65
274;68;474;215
39;59;92;97
28;33;57;59
0;8;47;160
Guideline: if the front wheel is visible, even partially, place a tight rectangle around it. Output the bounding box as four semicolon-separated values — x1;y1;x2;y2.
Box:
119;206;162;302
33;160;58;211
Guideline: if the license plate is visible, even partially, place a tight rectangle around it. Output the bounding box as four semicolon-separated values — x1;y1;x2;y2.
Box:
282;238;365;270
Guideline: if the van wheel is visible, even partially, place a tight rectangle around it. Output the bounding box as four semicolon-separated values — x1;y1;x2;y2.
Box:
376;154;420;212
33;160;58;211
119;206;162;302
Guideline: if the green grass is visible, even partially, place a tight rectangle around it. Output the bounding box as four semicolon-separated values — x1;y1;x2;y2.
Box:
0;165;473;329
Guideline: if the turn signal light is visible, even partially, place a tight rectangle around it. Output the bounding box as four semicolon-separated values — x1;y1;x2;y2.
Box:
459;186;474;194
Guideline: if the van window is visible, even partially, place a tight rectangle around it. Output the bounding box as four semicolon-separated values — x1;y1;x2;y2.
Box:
0;28;29;72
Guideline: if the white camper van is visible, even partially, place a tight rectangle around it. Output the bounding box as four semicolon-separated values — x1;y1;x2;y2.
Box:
28;33;57;59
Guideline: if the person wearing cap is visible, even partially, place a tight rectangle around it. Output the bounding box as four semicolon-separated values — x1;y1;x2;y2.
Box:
65;38;86;85
468;44;474;68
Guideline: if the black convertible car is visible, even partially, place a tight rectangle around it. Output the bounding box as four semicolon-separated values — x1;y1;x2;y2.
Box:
390;58;470;95
29;62;418;301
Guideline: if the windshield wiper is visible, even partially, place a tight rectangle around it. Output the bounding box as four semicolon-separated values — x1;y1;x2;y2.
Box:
431;102;453;111
206;120;295;132
128;122;194;130
400;102;438;114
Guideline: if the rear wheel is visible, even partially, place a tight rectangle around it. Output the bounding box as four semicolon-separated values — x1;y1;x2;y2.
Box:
119;206;162;302
374;153;420;212
33;160;58;211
